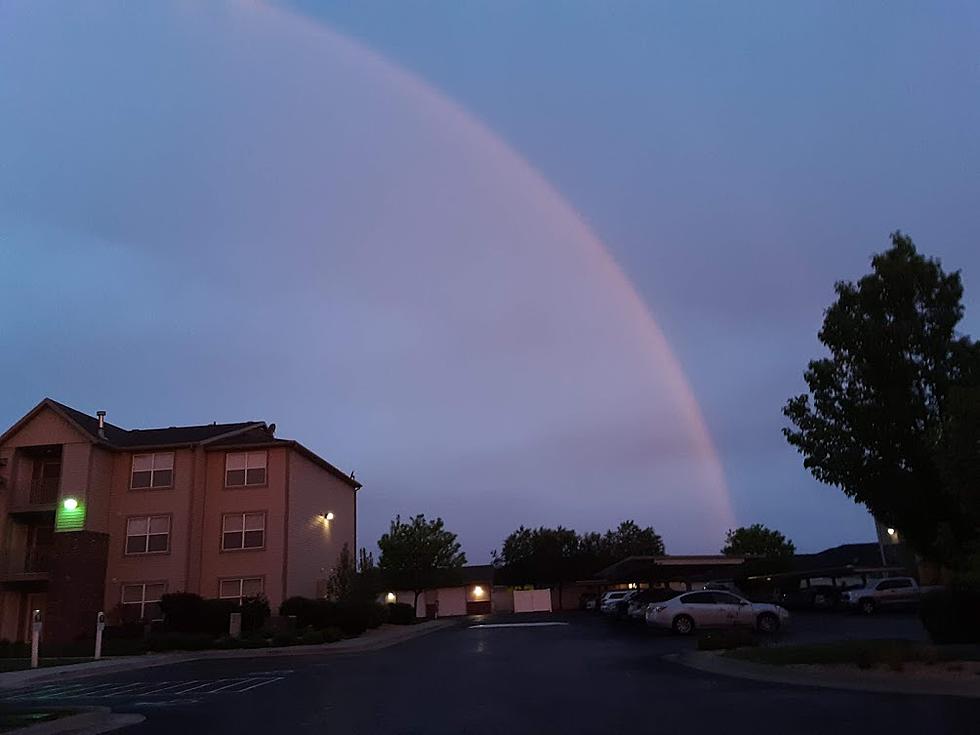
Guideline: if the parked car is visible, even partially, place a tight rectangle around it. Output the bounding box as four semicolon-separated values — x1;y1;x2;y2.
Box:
599;590;634;614
779;584;842;611
625;589;676;621
840;577;920;614
645;590;789;635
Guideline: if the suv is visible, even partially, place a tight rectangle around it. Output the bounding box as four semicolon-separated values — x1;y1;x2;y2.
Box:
840;577;920;614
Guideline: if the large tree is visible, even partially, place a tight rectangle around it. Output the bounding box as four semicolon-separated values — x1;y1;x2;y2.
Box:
378;515;466;612
783;233;980;562
721;524;795;559
493;521;665;607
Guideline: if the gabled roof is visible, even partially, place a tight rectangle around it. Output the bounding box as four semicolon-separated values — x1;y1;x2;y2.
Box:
1;398;360;489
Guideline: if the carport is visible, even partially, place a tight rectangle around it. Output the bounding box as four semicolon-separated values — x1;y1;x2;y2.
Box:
597;555;746;591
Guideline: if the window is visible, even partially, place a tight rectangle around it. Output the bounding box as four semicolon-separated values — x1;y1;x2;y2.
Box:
222;512;265;550
219;577;264;602
131;453;174;489
121;582;165;620
713;592;744;605
225;451;267;487
125;515;170;554
878;578;912;590
681;592;717;604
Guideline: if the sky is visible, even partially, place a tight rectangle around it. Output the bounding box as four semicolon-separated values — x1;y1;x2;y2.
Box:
1;1;978;561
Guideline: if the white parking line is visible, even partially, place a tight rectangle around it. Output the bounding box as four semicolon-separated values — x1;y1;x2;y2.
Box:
468;622;570;629
233;677;284;693
205;678;263;694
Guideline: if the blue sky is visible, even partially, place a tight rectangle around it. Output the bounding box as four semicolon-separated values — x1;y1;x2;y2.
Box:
2;1;978;559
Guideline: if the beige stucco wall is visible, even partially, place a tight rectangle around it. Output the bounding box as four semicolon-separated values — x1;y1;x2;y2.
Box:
436;587;467;617
196;446;288;609
284;451;357;601
103;448;196;611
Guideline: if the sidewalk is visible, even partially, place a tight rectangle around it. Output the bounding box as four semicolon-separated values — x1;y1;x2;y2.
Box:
0;620;455;690
668;650;980;699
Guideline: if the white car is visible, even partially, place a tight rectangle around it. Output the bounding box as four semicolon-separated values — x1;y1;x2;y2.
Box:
645;590;789;635
599;590;634;614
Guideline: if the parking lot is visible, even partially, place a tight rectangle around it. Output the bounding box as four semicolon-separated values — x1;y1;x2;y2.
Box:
2;610;976;734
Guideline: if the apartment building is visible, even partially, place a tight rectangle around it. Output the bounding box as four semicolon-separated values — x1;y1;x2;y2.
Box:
0;399;360;643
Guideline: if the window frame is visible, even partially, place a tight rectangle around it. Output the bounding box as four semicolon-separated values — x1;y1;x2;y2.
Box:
130;452;175;490
220;511;266;551
218;576;265;603
124;514;172;556
224;451;268;488
120;581;166;620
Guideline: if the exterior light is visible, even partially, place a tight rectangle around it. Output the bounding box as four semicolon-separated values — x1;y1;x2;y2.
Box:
473;585;484;597
323;512;334;521
62;497;78;511
385;592;396;603
886;528;896;537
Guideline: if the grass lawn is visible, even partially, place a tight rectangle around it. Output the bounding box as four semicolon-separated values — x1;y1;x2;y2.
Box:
725;639;980;667
0;709;78;733
0;657;94;673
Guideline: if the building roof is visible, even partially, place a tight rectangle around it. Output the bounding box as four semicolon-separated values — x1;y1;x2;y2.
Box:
3;398;361;489
597;555;746;583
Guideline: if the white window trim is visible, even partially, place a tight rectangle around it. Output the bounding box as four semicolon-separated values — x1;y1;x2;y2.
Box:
221;512;266;551
224;451;268;487
219;577;264;602
125;514;171;555
121;582;165;619
130;452;175;489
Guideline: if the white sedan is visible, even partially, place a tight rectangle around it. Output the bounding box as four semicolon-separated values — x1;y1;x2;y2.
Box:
645;590;789;635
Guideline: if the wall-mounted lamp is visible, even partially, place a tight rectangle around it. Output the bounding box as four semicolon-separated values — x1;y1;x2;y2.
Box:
63;497;78;511
472;585;485;598
886;527;896;537
385;592;396;603
321;512;334;522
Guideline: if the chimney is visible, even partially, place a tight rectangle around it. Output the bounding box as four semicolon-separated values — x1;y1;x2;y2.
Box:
96;410;106;440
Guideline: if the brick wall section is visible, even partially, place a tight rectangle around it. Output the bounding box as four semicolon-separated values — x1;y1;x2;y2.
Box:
46;531;110;643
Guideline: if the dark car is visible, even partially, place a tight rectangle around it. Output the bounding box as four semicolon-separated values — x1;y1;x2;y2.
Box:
779;584;842;611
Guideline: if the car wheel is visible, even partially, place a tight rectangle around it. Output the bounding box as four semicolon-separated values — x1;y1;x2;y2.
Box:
757;612;780;634
672;614;695;636
860;598;876;615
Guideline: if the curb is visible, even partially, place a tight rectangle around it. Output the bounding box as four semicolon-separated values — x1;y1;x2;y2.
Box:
667;651;980;699
2;707;144;735
0;620;455;690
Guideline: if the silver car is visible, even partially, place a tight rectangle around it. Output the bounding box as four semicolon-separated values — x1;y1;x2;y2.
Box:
645;590;789;635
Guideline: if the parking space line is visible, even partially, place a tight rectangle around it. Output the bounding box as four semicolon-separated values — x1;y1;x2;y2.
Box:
205;678;262;694
468;622;570;629
233;677;284;693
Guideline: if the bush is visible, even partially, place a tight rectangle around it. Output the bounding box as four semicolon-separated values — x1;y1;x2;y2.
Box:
278;597;387;636
145;632;216;652
387;603;416;625
299;629;325;645
158;593;243;635
0;640;30;658
241;595;271;632
322;626;343;643
920;588;980;644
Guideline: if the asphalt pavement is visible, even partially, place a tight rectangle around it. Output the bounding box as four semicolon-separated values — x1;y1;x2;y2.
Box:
1;612;976;734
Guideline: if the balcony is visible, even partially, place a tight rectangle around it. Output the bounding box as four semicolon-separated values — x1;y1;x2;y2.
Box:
8;479;59;517
0;546;51;583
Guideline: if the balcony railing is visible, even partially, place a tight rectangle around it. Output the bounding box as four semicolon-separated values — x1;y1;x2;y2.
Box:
24;478;59;505
1;546;52;579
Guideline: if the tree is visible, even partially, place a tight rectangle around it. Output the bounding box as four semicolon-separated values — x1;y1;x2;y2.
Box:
721;524;795;559
493;521;666;608
602;520;665;559
378;514;466;613
784;233;980;562
325;543;357;600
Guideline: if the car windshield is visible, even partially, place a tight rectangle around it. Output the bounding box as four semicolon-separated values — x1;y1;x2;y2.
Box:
3;2;976;732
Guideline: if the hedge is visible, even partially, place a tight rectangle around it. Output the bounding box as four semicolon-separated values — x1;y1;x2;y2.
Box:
920;588;980;644
279;598;388;636
158;593;270;635
386;603;416;625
